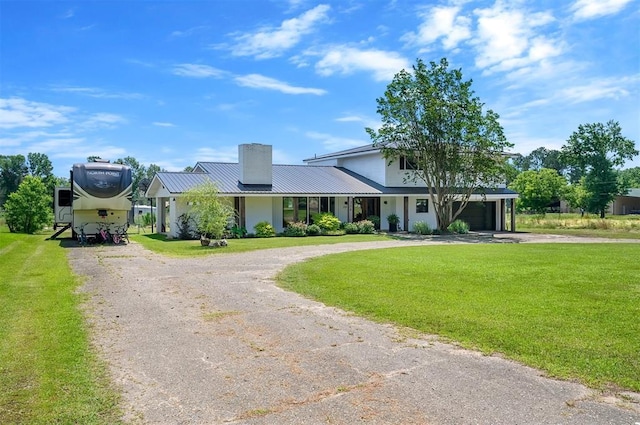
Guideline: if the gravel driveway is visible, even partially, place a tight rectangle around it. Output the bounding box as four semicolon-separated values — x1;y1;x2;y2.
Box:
68;233;640;424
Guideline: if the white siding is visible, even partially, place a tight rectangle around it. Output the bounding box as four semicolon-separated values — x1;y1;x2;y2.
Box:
339;153;387;185
245;197;275;234
407;196;438;231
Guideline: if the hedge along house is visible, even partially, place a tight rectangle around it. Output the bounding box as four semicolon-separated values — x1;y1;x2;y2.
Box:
145;143;518;238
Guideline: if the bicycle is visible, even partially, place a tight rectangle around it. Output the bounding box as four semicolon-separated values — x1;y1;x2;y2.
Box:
111;224;129;245
97;222;113;244
78;223;88;246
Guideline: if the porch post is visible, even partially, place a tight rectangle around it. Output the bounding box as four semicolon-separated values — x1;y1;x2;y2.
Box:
510;198;516;232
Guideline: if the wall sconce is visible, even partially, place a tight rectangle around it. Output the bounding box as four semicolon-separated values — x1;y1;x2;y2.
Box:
344;201;348;205
383;201;387;204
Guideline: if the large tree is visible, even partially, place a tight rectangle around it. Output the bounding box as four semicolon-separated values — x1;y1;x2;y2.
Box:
618;166;640;189
0;154;28;206
367;58;512;231
560;120;637;218
27;152;56;200
4;176;53;233
509;168;567;215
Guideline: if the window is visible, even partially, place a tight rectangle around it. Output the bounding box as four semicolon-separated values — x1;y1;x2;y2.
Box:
416;199;428;213
57;189;72;207
400;155;419;170
284;197;336;227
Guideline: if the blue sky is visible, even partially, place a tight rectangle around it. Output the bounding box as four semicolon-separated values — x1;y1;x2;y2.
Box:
1;0;639;177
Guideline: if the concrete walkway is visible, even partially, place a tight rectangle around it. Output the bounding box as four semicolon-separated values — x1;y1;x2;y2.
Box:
68;234;640;424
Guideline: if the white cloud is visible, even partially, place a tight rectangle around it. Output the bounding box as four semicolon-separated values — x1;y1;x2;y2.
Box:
473;3;559;73
0;98;74;129
52;144;127;160
305;131;367;151
559;76;637;103
313;46;409;81
193;146;238;163
570;0;635;20
335;114;380;130
402;5;472;51
234;74;327;95
50;86;144;100
170;25;209;38
153;122;175;127
82;113;127;129
224;4;330;59
172;64;226;78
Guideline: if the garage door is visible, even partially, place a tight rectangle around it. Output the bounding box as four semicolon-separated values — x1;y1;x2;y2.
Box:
453;201;496;231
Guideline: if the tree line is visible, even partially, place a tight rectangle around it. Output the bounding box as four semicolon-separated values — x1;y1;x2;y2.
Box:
508;121;639;217
0;153;168;233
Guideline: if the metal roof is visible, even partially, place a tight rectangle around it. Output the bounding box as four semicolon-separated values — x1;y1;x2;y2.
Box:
156;163;383;195
151;163;518;198
303;143;379;163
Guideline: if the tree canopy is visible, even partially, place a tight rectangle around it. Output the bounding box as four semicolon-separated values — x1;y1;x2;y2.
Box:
509;168;566;214
367;58;512;230
560;120;637;218
4;176;53;233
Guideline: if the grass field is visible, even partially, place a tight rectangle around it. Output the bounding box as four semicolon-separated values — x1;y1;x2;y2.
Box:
517;213;640;239
130;232;392;256
0;229;121;424
278;243;640;392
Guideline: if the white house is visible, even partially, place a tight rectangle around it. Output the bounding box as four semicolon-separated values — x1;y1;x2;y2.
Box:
145;143;518;238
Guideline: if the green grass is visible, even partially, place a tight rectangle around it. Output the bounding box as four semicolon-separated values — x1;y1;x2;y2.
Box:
0;228;122;424
516;213;640;239
130;233;391;257
278;243;640;392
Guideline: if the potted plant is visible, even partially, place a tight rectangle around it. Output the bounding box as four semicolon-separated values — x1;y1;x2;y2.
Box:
387;213;400;232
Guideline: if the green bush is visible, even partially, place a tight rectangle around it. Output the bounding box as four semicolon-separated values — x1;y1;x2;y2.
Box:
367;215;380;229
283;221;307;237
312;212;341;232
343;222;359;234
356;220;375;234
253;221;276;238
448;219;470;234
306;224;322;236
413;221;432;235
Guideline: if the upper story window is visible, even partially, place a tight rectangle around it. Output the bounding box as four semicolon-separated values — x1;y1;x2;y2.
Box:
399;155;420;170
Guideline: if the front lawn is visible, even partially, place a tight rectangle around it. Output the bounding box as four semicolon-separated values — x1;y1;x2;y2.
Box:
278;243;640;392
0;229;121;424
130;233;391;257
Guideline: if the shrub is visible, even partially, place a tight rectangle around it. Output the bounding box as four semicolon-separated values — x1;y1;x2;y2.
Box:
367;215;380;230
254;221;276;238
448;219;470;234
176;213;196;240
343;222;359;234
283;221;307;237
229;224;247;239
356;220;375;234
312;212;341;232
306;224;322;236
413;221;432;235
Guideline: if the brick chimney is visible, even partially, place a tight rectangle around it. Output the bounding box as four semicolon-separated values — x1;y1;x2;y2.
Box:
238;143;272;185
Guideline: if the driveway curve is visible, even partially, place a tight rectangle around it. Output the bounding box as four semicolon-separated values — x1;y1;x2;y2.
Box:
68;233;640;424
